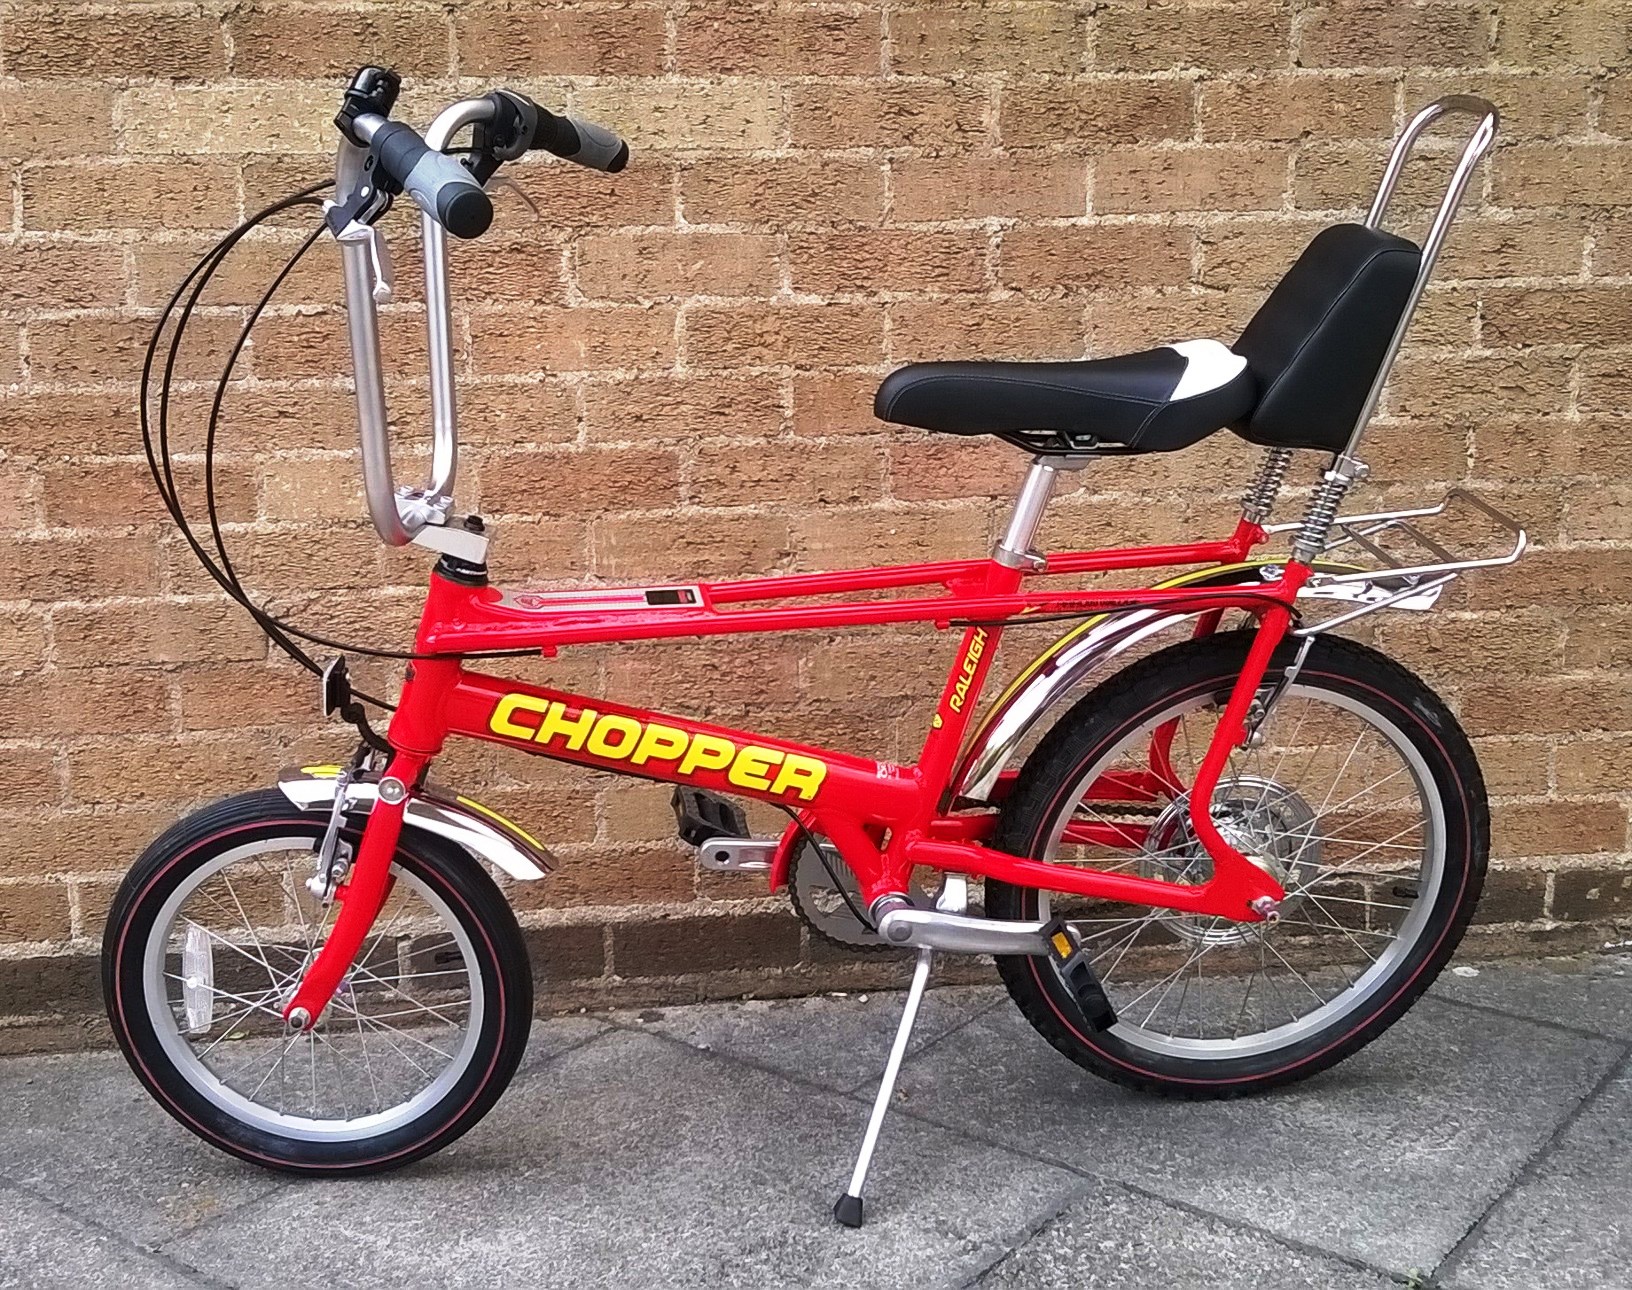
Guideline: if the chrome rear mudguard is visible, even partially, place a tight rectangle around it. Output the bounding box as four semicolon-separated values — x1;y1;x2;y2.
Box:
950;558;1413;805
277;765;554;881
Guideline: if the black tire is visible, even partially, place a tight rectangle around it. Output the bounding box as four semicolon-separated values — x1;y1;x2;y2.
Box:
988;631;1488;1099
102;789;533;1174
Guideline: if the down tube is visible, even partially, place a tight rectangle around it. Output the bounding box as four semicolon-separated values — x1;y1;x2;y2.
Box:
444;669;924;821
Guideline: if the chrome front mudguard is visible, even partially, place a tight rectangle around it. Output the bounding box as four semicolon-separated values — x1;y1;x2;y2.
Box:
950;558;1430;805
277;765;553;881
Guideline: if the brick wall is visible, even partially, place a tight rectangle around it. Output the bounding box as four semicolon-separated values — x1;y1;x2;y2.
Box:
3;0;1631;1046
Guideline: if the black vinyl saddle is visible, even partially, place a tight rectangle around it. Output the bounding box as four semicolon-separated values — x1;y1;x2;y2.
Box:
874;224;1423;457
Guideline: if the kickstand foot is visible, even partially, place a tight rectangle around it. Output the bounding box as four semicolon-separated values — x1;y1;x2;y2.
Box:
832;1193;863;1228
833;946;934;1228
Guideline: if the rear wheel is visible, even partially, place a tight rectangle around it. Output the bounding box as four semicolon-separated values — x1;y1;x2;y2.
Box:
988;631;1488;1098
102;789;532;1173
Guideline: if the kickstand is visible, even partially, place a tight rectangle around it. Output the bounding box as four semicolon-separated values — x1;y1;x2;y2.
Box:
833;875;966;1228
833;946;933;1229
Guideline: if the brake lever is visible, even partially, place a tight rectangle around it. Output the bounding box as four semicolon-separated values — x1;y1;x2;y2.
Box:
331;216;395;304
487;173;541;224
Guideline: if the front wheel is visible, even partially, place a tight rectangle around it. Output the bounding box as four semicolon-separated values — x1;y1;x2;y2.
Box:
102;788;533;1174
989;631;1488;1098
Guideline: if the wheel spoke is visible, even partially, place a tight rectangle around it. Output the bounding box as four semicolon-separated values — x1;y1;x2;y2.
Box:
141;838;482;1137
1026;649;1450;1058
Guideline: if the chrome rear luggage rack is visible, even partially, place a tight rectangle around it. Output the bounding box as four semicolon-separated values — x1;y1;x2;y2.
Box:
1274;486;1528;635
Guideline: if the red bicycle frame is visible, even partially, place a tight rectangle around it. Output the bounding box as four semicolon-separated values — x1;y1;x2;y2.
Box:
285;509;1306;1025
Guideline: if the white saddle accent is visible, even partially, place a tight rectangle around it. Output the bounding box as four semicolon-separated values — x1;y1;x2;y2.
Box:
1167;338;1249;401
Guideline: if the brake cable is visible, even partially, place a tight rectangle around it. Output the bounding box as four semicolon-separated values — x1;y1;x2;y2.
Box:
142;175;532;744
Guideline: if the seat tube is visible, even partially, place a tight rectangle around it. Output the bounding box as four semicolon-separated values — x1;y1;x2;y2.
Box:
916;459;1059;813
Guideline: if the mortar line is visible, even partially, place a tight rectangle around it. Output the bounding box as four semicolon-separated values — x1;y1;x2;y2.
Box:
1430;1040;1632;1287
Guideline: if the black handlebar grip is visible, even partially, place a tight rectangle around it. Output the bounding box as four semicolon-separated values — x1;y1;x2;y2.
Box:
558;116;630;173
495;92;628;174
370;119;494;239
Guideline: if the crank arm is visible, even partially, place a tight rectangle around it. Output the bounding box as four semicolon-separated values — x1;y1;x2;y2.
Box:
875;906;1050;955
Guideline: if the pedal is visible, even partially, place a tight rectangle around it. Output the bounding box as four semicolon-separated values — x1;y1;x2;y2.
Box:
673;788;773;874
672;786;748;846
1043;918;1118;1031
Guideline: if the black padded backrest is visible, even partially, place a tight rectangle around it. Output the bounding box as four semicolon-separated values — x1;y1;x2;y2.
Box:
1232;223;1422;454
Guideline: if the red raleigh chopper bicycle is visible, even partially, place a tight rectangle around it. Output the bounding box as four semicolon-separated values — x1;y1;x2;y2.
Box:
103;70;1526;1225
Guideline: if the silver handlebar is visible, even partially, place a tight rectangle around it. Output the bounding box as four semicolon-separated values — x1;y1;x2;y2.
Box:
334;96;496;547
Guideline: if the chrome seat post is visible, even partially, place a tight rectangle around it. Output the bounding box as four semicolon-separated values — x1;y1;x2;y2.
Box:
995;456;1071;569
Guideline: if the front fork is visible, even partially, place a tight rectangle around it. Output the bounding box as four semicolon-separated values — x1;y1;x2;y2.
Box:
282;747;432;1029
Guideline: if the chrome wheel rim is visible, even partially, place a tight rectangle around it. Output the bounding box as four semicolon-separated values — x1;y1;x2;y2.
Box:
143;836;484;1142
1038;682;1444;1061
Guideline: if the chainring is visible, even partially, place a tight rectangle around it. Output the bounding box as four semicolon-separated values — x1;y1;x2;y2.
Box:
788;840;928;952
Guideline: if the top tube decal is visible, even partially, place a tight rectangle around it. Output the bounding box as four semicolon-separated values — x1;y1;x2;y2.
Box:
495;586;704;614
488;692;829;801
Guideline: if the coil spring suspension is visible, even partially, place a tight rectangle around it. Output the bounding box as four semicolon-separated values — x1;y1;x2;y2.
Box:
1240;448;1294;524
1291;460;1365;564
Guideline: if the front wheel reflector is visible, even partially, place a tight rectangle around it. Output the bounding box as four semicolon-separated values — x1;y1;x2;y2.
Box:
182;922;215;1033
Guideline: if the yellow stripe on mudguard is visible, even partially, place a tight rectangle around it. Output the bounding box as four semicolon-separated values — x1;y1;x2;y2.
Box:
455;795;549;853
982;561;1267;717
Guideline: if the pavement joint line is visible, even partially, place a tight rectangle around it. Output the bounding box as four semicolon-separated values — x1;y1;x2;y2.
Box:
1104;1177;1421;1288
838;984;1011;1096
0;1175;236;1290
149;1179;293;1255
1420;986;1627;1043
869;1091;1407;1288
600;1009;892;1103
1428;1037;1632;1288
513;1017;619;1080
599;1015;1106;1191
953;1175;1106;1289
597;986;1004;1100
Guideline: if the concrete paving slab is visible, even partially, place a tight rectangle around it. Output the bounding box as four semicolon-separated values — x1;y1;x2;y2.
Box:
1441;1058;1632;1290
0;1014;611;1249
889;991;1621;1275
981;1180;1395;1290
0;1184;201;1290
0;1047;282;1249
6;955;1632;1287
615;983;1002;1092
162;1026;1080;1290
514;1015;615;1073
1432;956;1632;1039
